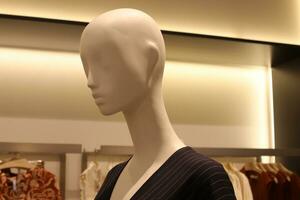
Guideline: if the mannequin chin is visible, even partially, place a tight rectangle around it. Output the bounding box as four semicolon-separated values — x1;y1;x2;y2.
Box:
95;96;143;116
96;103;117;116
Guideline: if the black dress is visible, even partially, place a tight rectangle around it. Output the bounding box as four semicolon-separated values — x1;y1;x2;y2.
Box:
95;146;236;200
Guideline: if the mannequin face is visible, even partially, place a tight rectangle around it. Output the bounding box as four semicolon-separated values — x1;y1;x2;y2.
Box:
80;8;165;116
80;35;148;116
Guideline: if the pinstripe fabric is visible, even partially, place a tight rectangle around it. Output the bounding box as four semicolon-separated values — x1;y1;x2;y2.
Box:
95;146;236;200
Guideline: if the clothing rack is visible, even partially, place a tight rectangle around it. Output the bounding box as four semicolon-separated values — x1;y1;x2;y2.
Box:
0;142;82;199
81;145;300;172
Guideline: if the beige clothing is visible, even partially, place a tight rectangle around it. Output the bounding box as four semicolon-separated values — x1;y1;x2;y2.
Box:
224;167;243;200
80;162;101;200
235;170;253;200
95;155;130;188
80;155;130;200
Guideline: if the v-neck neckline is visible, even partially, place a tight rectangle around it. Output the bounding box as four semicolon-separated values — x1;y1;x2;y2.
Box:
108;146;192;200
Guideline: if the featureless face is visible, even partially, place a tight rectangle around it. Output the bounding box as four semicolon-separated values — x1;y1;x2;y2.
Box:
80;29;148;115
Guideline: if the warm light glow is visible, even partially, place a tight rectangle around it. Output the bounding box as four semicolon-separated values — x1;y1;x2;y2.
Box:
0;47;80;69
266;57;276;163
0;47;273;149
164;61;271;148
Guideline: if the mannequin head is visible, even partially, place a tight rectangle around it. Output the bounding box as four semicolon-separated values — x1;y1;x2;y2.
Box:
80;8;166;115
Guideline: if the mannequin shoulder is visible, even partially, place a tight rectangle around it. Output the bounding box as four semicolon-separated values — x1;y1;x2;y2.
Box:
182;148;225;173
183;150;236;199
190;154;231;186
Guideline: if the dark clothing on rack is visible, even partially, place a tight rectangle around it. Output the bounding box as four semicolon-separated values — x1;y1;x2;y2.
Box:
241;167;300;200
94;146;236;200
287;173;300;200
270;171;289;200
240;169;273;200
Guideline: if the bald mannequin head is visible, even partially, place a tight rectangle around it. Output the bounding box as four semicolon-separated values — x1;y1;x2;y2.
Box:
79;8;166;115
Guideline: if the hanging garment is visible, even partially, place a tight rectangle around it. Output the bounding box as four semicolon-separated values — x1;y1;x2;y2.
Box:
224;168;243;200
80;162;101;200
241;169;274;200
95;155;130;189
234;171;253;200
267;170;288;200
95;146;236;200
0;167;62;200
223;162;253;200
80;155;130;200
286;173;300;200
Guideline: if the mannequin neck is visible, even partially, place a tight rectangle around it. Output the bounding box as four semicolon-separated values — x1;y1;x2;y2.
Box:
122;89;185;163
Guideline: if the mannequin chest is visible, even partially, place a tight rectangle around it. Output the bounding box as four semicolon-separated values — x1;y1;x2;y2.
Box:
109;162;163;200
94;146;236;200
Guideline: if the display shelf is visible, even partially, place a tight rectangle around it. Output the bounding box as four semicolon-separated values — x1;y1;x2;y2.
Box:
81;145;300;171
0;142;82;154
92;145;300;157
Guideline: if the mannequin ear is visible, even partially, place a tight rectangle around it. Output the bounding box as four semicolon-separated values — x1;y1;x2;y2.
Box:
145;41;159;87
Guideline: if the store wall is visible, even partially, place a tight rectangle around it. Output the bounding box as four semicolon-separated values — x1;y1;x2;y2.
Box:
0;0;300;45
0;46;273;150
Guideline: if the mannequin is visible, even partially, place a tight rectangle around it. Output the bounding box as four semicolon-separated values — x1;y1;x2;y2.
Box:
80;8;235;200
